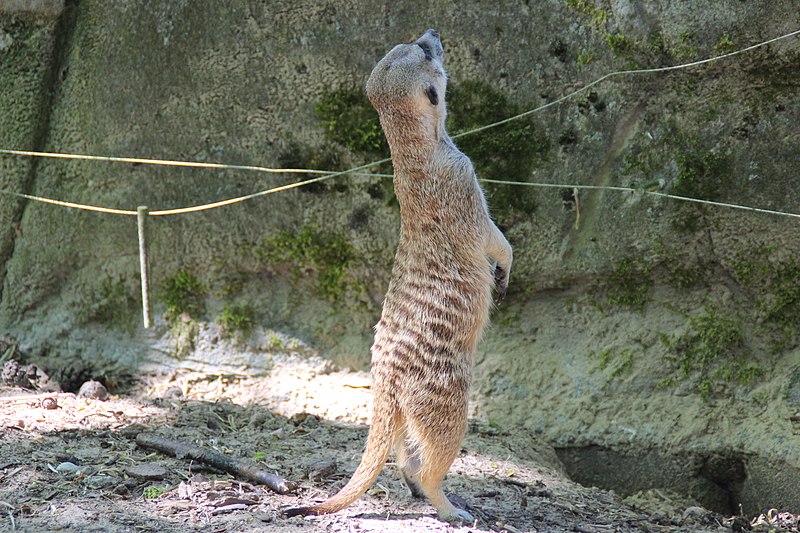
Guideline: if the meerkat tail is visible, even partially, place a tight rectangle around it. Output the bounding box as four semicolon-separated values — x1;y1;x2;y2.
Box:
284;405;399;517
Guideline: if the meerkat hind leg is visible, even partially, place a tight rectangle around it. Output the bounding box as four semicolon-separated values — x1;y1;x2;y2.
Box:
395;438;425;499
416;454;474;522
407;426;474;522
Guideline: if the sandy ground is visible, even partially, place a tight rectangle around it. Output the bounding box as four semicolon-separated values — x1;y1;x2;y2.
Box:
0;325;796;533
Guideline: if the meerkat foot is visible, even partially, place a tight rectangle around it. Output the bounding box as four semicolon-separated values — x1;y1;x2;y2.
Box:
398;452;425;499
436;504;474;523
424;486;474;523
401;471;426;499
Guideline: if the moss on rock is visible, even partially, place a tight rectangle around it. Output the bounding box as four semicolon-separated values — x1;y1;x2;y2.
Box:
447;80;550;227
257;224;362;302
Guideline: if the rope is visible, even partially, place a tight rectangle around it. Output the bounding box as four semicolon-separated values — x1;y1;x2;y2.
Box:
0;28;798;218
0;160;390;216
0;149;334;175
148;158;390;216
451;27;800;139
479;179;800;219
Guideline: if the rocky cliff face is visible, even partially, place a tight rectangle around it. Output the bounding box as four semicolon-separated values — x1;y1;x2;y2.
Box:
1;0;798;515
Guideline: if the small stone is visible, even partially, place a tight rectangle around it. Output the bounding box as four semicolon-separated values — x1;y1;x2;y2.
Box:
78;380;108;400
2;359;32;389
161;386;183;400
249;411;270;428
292;412;319;427
41;397;59;410
0;30;14;52
125;463;168;480
681;506;707;524
307;459;337;481
55;462;80;474
84;475;119;490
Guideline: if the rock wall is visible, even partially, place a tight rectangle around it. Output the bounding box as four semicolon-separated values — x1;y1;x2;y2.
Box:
1;0;799;514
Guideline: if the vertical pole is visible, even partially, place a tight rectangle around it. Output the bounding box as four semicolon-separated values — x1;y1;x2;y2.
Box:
137;206;151;329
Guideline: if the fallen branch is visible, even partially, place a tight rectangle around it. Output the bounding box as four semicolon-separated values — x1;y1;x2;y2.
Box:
135;433;296;494
0;392;74;403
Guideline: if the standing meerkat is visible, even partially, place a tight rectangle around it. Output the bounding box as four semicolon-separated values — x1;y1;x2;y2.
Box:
285;28;512;523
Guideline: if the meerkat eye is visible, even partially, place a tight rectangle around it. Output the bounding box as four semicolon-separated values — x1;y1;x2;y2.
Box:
426;86;439;106
417;42;434;61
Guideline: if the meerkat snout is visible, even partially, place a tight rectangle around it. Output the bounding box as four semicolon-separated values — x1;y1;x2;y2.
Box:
416;29;443;60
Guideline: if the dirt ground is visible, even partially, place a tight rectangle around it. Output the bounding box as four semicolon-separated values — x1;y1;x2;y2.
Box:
0;325;797;533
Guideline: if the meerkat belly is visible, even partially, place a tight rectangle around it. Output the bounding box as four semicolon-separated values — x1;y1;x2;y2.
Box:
370;247;493;392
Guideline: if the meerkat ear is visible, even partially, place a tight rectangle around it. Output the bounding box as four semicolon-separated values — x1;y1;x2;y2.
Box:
426;85;439;106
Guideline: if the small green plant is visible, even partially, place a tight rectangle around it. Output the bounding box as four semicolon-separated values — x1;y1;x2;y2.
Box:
670;148;731;233
217;302;255;336
589;347;634;379
577;49;595;65
604;32;635;56
732;248;800;352
264;331;287;352
447;80;550;225
313;89;394;201
670;31;699;62
277;140;347;194
162;268;205;318
564;0;642;65
604;256;653;311
258;225;360;301
565;0;609;27
714;33;737;55
673;150;730;201
316;89;387;156
662;307;763;398
143;486;166;500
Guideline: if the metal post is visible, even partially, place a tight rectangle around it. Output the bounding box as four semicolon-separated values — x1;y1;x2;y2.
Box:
137;206;151;328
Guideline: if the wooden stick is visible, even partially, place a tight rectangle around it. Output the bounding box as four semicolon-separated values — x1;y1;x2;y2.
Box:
137;206;151;329
0;392;75;403
135;433;296;494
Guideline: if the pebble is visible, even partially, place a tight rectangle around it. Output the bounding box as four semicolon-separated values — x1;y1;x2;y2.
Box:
41;397;59;410
55;461;80;474
306;458;337;481
84;475;120;489
125;463;168;480
78;380;109;400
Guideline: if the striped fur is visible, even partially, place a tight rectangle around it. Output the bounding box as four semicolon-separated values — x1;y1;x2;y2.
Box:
285;29;512;523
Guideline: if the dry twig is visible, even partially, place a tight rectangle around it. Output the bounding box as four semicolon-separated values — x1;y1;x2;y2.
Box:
0;393;74;403
135;433;296;494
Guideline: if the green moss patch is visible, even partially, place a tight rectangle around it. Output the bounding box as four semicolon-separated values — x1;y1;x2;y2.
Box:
315;89;387;157
672;150;730;201
659;307;763;398
277;140;348;194
77;276;138;333
258;225;361;301
217;302;256;337
602;255;653;311
447;80;550;226
589;346;635;379
162;268;206;318
732;248;800;352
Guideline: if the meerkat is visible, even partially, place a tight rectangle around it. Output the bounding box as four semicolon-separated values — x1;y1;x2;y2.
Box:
285;28;512;523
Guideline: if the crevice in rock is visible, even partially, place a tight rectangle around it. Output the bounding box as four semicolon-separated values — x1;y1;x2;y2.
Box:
556;444;800;517
0;0;79;300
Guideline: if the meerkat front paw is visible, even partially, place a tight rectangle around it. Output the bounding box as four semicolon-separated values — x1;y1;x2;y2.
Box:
494;264;509;300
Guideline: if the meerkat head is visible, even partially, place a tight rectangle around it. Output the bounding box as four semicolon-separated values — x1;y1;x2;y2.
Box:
366;29;447;139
